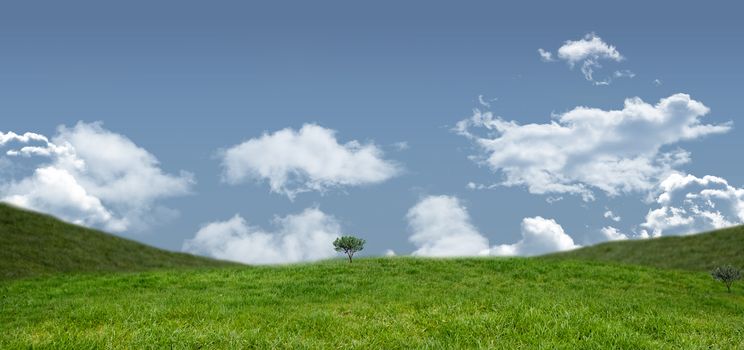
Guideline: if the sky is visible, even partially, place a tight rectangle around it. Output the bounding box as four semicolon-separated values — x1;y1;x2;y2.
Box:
2;1;743;263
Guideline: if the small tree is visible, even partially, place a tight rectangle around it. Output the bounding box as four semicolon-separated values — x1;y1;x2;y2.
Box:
710;265;742;293
333;235;365;263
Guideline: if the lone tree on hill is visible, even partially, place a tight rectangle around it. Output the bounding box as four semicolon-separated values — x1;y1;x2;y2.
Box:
333;235;365;263
711;265;742;293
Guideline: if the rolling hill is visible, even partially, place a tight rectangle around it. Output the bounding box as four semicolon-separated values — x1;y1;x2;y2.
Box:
1;204;743;348
543;225;744;271
0;203;235;280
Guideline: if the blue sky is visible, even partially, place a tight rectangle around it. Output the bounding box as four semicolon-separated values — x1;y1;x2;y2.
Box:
2;1;743;263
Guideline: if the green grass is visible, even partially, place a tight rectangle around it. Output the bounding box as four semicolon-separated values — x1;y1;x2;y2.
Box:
1;258;742;349
0;203;235;280
543;225;744;272
2;204;744;348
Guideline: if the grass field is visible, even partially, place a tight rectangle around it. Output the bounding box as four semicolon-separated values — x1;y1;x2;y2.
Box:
2;258;743;349
1;204;743;348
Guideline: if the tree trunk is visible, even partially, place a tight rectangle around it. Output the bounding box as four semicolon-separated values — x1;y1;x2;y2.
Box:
348;253;353;263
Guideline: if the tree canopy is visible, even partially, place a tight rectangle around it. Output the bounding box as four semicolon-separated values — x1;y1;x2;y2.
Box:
333;236;365;263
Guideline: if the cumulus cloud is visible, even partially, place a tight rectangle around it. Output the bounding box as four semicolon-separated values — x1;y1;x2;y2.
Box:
2;166;126;231
0;122;193;232
221;124;400;199
539;33;631;85
600;226;629;241
641;173;744;236
405;195;579;257
490;216;580;256
455;93;731;200
557;33;623;64
182;208;341;264
556;33;623;81
0;131;49;146
52;123;194;208
406;195;489;257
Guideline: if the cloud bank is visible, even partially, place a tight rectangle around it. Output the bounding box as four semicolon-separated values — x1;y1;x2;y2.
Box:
600;226;629;241
221;124;400;199
490;216;580;256
406;195;579;257
456;93;730;201
406;195;490;256
0;122;193;232
641;173;744;236
183;208;341;264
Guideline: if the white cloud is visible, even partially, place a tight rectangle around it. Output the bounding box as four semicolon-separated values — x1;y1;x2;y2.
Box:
537;48;554;62
557;33;623;64
556;33;623;81
653;79;663;86
384;249;396;257
600;226;629;241
406;195;490;257
221;124;400;199
405;195;579;257
456;93;731;200
604;209;621;222
641;173;744;236
53;123;194;207
1;122;194;232
182;208;341;264
0;131;49;147
2;166;126;231
490;216;580;256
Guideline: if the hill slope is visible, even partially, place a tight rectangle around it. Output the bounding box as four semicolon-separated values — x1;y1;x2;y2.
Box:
1;258;742;348
0;203;235;280
543;225;744;271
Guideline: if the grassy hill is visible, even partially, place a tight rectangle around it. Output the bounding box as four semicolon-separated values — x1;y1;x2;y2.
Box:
543;225;744;272
0;203;235;280
2;205;743;348
1;258;742;348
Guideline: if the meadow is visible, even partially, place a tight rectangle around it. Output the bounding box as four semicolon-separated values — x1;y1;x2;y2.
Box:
1;258;743;348
1;204;743;348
